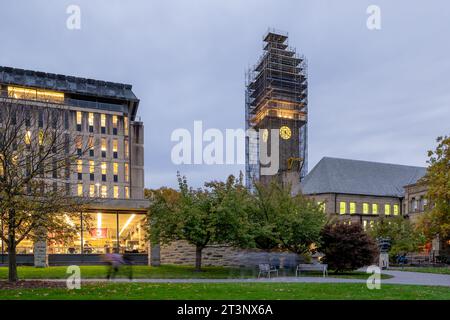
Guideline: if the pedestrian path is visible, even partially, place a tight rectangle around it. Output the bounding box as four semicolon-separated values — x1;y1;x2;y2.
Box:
40;269;450;287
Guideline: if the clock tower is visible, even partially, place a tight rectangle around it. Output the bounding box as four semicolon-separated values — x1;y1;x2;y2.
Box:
245;29;308;189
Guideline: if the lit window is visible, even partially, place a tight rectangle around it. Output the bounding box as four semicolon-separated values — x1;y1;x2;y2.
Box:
89;161;95;174
76;136;82;154
88;113;94;133
101;138;107;157
349;202;356;214
125;186;129;199
101;185;108;198
317;201;326;213
363;203;369;214
25;130;32;145
101;114;106;128
113;163;119;175
113;139;118;158
363;220;367;231
369;221;374;229
112;115;118;135
385;204;391;215
77;184;83;196
124;139;129;158
124;116;129;135
77;160;83;174
89;184;96;197
372;204;378;214
38;130;45;145
7;86;64;103
124;163;129;182
339;202;346;215
394;204;399;216
88;113;94;127
101;162;107;175
113;186;119;199
76;111;82;125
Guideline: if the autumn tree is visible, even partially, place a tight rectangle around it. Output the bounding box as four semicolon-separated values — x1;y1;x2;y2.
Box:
252;181;326;256
369;217;425;257
148;173;254;271
0;100;89;282
418;135;450;244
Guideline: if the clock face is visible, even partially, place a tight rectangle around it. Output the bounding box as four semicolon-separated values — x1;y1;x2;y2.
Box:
279;126;291;140
261;129;269;142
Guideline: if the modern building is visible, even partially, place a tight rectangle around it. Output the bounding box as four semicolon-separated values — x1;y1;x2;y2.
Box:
300;157;427;230
0;66;149;266
245;29;308;189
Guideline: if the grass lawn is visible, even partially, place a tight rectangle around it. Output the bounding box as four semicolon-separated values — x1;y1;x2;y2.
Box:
393;267;450;275
0;265;392;280
0;282;448;300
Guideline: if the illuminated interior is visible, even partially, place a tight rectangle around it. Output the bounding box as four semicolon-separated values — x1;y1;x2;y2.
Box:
8;86;64;103
2;213;147;255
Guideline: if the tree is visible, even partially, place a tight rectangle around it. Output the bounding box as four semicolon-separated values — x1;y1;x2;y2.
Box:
148;173;254;271
319;222;378;273
252;181;326;256
0;100;88;282
418;135;450;242
369;217;425;257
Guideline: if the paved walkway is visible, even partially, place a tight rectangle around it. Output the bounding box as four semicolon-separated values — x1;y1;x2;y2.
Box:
45;270;450;287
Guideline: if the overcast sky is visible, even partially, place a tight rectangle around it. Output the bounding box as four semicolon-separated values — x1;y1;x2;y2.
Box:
1;0;449;188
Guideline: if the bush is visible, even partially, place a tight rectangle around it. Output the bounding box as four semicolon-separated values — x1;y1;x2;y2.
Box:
319;222;378;273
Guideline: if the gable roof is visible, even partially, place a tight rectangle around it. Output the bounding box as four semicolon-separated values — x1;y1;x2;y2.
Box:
301;157;427;198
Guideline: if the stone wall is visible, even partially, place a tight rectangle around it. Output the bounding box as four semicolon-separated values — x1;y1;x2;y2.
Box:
159;240;303;268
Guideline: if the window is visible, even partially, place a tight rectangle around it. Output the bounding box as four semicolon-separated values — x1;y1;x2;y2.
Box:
363;220;367;231
385;204;391;215
369;221;374;229
89;161;95;181
77;183;83;196
339;202;346;215
65;183;70;196
124;163;129;182
124;116;129;136
101;185;108;198
88;113;94;132
349;202;356;214
101;138;107;158
64;111;69;129
125;186;130;199
76;136;82;156
7;86;64;103
113;163;118;182
101;162;107;182
88;136;94;157
76;111;82;131
25;130;31;145
124;139;129;159
77;160;83;180
113;139;118;158
113;186;119;199
101;114;106;134
38;110;44;128
89;184;96;198
112;115;118;135
393;204;399;216
363;203;369;214
372;204;378;214
317;201;326;213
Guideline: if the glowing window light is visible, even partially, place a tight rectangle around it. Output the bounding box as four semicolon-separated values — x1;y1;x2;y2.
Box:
119;214;136;236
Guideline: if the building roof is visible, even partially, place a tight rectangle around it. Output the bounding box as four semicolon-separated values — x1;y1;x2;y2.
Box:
0;66;138;102
301;157;427;198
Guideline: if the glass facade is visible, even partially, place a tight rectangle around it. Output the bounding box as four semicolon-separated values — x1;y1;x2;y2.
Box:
0;213;147;256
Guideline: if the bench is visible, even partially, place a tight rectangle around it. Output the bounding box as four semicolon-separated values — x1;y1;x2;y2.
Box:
258;264;279;278
295;263;328;277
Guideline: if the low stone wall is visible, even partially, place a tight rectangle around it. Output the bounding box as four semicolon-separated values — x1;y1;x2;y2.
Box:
159;240;302;268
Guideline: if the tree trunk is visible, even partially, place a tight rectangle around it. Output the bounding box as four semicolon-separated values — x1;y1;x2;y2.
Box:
8;209;18;283
195;246;203;272
8;234;18;283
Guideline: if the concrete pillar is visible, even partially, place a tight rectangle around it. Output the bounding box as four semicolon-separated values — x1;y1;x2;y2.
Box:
148;242;160;267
